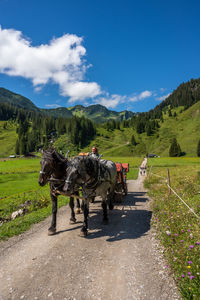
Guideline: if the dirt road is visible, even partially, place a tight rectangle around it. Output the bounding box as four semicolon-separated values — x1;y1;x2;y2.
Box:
0;174;181;300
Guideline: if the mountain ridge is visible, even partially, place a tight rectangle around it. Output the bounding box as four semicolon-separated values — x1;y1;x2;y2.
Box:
0;87;134;123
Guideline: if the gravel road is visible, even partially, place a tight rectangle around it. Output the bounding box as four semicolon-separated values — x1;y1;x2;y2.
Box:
0;173;181;300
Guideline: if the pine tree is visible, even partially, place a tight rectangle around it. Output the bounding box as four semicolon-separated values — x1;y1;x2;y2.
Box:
131;134;137;146
169;138;182;157
15;139;20;155
197;140;200;157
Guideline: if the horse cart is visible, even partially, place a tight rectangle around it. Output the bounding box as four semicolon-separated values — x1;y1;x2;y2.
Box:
114;163;129;202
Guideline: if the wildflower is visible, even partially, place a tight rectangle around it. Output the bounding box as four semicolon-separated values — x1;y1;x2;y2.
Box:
166;230;171;236
174;234;178;237
181;274;185;278
188;261;192;264
181;230;185;233
180;240;184;243
189;245;194;249
187;266;191;269
188;272;191;276
190;275;195;279
187;229;191;232
196;242;200;245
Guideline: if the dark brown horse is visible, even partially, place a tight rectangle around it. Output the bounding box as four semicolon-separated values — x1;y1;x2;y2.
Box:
38;149;82;235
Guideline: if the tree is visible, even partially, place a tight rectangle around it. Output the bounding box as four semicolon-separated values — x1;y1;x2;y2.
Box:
169;138;181;157
197;140;200;157
131;134;137;146
15;139;20;155
168;109;172;117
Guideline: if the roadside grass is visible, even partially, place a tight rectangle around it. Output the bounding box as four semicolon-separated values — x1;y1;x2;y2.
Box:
145;157;200;299
0;172;40;197
0;156;141;240
0;190;68;240
0;157;69;240
0;157;40;174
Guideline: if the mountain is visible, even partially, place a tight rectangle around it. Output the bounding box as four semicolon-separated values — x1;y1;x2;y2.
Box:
0;88;39;111
53;101;200;157
156;78;200;111
42;104;133;122
0;87;134;123
1;78;200;158
40;107;73;118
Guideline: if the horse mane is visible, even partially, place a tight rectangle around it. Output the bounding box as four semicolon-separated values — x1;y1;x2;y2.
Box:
42;148;67;163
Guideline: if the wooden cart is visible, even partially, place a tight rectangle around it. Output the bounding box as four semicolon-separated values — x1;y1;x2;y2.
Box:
114;163;129;202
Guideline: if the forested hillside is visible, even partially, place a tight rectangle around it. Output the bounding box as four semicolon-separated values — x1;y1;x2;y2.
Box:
0;78;200;157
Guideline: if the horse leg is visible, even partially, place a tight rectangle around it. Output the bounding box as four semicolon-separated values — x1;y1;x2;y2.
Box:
107;188;114;210
76;197;81;214
102;197;109;224
48;193;57;235
69;196;76;224
80;200;89;237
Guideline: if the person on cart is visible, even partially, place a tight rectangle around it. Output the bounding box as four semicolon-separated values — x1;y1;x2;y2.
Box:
90;146;100;159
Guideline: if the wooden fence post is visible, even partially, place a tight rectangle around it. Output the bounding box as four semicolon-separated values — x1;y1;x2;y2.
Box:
167;168;171;195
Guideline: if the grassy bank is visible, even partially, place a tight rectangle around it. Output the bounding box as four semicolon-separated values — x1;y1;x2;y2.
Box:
0;157;69;240
145;157;200;299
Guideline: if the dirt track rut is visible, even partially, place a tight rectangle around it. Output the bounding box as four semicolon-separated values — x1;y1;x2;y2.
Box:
0;174;181;300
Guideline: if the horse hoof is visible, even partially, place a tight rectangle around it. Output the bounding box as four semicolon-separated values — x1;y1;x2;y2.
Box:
79;230;88;237
48;228;56;235
109;204;114;210
69;218;76;224
76;208;81;214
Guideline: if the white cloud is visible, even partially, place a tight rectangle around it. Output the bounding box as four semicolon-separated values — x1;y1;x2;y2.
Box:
160;88;166;92
139;90;152;99
95;94;126;109
129;90;152;102
45;104;61;108
156;93;171;101
64;81;101;103
0;26;101;102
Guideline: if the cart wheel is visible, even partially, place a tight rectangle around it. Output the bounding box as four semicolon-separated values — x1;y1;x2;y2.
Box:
114;183;123;203
124;183;128;195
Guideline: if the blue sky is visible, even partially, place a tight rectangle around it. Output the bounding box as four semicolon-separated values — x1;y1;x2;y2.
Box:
0;0;200;112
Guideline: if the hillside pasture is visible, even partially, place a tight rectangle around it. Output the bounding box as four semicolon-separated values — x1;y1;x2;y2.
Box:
145;157;200;299
0;121;17;158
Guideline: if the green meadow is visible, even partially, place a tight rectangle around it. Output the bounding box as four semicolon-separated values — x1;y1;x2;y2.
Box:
145;157;200;299
0;121;17;157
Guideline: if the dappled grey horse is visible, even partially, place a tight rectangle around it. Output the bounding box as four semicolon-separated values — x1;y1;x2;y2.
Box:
38;149;82;235
63;156;117;236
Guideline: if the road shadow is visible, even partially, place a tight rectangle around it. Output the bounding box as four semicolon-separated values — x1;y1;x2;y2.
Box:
87;190;152;241
55;190;152;240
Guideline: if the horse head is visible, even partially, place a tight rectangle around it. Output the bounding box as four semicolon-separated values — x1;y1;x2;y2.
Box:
63;156;98;193
38;149;55;186
38;149;68;186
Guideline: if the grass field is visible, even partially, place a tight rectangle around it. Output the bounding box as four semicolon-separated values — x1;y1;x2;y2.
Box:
0;121;17;157
0;157;68;239
0;156;142;240
145;157;200;299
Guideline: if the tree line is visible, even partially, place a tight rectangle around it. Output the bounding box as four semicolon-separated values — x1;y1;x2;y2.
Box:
0;102;96;155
